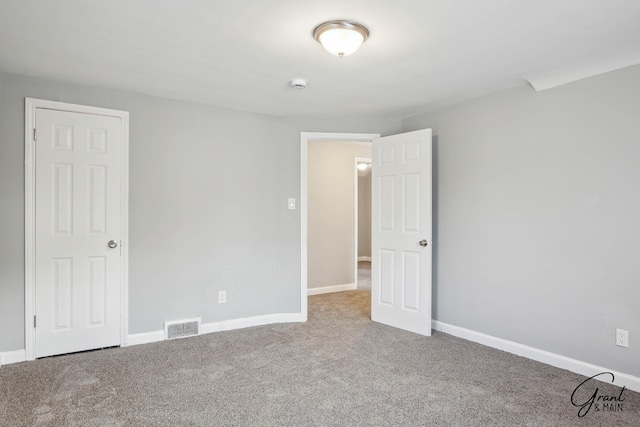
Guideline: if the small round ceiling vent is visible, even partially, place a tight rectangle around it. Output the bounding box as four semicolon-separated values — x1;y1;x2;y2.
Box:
290;79;307;89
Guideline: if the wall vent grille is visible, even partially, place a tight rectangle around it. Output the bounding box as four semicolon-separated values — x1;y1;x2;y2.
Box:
164;317;201;340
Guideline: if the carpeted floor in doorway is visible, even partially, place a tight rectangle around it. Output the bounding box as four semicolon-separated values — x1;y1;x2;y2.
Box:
357;260;371;291
0;270;638;426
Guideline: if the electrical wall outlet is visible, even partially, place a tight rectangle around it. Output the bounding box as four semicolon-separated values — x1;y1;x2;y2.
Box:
218;290;227;304
616;328;628;348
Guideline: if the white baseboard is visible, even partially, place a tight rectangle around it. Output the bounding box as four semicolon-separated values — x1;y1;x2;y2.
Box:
358;256;372;262
200;313;302;334
0;349;26;367
2;313;304;364
307;283;356;296
432;320;640;393
127;313;303;347
126;330;165;346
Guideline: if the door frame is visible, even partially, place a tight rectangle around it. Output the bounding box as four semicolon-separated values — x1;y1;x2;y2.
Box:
353;156;372;288
24;98;130;360
300;132;379;321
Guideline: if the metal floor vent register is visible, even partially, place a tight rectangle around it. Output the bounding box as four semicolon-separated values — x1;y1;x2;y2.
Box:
164;317;201;340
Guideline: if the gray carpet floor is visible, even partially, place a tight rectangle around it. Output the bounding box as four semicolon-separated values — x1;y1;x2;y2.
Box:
357;261;371;291
1;263;638;426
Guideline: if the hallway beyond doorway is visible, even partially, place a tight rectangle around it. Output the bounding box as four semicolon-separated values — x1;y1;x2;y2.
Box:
357;261;371;291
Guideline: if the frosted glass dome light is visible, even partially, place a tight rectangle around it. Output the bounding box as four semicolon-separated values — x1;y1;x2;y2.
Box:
313;20;369;57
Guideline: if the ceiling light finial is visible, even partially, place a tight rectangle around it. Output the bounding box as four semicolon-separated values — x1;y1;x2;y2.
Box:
313;20;369;57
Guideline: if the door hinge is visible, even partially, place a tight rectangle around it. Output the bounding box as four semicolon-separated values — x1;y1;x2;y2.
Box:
33;315;37;328
33;128;37;141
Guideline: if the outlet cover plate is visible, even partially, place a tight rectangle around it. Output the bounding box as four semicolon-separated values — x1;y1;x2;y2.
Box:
616;328;629;348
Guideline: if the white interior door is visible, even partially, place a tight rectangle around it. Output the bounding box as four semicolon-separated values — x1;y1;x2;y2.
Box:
34;107;124;358
371;129;432;336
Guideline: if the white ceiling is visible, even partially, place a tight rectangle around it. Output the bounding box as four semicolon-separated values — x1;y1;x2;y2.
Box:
1;1;639;119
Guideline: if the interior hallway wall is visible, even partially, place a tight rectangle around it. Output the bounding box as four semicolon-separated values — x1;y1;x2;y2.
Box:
307;142;372;289
358;173;372;258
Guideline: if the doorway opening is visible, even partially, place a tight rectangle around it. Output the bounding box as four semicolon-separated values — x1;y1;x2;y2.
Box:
355;157;372;293
301;129;433;335
300;132;379;321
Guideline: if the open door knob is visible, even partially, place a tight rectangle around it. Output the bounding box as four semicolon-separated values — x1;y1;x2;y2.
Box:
418;239;428;247
108;240;118;249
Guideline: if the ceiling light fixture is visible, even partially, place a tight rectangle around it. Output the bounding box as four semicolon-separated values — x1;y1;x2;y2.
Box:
313;20;369;57
357;163;370;171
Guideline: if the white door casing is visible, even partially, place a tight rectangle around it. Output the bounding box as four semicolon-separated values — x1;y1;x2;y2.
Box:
371;129;432;336
25;98;129;359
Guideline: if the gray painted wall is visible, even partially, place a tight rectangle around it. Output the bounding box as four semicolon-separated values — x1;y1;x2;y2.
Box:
307;142;371;289
0;72;402;352
4;65;636;381
403;65;640;376
358;174;371;258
